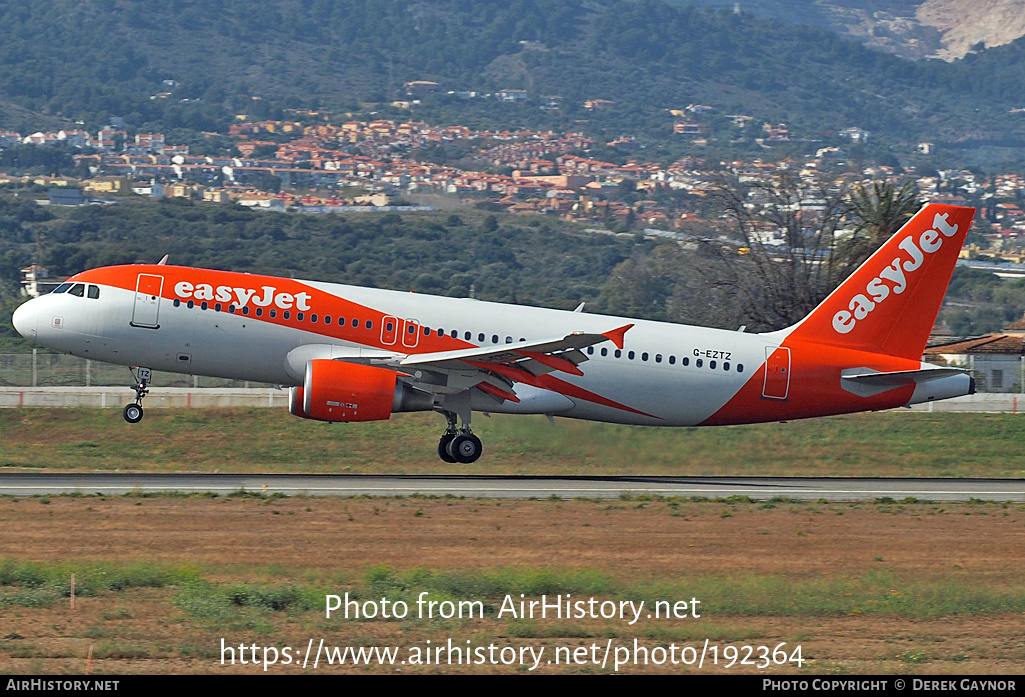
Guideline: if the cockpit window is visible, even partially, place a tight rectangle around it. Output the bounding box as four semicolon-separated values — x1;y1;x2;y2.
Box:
87;285;100;299
51;283;72;294
68;283;85;297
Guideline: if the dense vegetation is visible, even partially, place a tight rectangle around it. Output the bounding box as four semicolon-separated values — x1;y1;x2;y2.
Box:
939;268;1025;336
0;198;658;344
2;0;1025;162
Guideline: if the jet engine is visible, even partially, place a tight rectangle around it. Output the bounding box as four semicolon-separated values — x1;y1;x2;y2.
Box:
293;359;433;422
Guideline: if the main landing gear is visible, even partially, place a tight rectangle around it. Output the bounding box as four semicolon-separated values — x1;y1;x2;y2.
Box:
437;409;483;464
123;367;151;424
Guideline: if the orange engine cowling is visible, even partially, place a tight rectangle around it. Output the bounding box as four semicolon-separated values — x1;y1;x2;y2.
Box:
288;385;324;421
298;360;433;422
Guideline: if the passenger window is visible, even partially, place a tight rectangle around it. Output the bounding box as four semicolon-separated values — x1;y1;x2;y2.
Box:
641;352;649;361
297;312;304;321
491;335;498;343
696;359;703;368
710;360;716;370
478;333;485;342
683;357;690;366
255;307;263;317
587;347;594;355
655;354;662;363
628;351;635;360
738;364;744;373
669;356;676;365
87;285;100;299
366;320;372;329
614;349;622;358
283;311;290;319
325;316;332;324
68;283;85;297
311;314;318;323
464;331;471;340
724;362;730;371
600;347;608;357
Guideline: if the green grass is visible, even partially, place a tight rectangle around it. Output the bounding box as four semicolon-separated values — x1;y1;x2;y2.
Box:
2;408;1025;477
3;556;1024;676
0;559;200;609
0;561;984;623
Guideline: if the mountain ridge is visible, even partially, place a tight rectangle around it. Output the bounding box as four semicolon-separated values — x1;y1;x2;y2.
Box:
680;0;1025;60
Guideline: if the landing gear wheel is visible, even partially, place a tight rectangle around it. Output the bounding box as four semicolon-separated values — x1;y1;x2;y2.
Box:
123;403;144;424
123;367;151;425
438;433;458;463
446;433;483;464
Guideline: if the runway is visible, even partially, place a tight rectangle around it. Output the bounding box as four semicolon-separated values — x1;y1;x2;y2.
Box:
1;473;1023;502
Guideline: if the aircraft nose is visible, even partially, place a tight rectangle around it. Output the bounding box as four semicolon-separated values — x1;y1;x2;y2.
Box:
12;300;37;339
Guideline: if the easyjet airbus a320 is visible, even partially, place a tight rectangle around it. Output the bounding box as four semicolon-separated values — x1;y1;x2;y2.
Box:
13;203;976;463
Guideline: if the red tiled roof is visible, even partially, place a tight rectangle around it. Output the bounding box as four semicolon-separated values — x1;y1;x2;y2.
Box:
924;334;1025;355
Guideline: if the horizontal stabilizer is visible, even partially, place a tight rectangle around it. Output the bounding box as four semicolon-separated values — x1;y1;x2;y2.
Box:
840;366;967;398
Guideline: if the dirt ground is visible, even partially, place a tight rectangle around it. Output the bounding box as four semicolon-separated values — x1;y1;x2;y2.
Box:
1;496;1024;675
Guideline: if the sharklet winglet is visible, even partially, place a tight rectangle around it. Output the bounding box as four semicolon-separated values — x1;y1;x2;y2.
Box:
602;323;634;350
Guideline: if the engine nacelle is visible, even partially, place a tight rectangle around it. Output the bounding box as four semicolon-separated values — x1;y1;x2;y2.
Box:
289;385;324;421
299;360;433;422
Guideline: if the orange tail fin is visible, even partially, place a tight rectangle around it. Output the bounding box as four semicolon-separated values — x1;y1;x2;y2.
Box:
787;203;976;360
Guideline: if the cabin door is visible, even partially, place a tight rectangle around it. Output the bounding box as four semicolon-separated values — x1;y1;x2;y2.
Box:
761;346;791;400
132;274;163;329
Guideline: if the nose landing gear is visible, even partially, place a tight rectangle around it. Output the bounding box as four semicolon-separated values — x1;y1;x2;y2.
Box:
123;367;151;424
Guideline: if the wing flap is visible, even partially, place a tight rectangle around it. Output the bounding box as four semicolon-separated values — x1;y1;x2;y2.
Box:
399;326;631;376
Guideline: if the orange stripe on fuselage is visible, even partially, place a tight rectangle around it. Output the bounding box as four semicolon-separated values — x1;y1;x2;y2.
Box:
74;264;475;354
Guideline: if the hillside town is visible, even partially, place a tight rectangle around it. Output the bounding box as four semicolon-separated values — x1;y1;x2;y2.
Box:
3;109;1025;261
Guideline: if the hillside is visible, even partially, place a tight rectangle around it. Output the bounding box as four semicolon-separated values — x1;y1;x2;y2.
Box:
2;1;1025;160
682;0;1025;60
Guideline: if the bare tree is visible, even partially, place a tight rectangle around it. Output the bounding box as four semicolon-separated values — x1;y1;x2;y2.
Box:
696;173;923;332
700;170;853;331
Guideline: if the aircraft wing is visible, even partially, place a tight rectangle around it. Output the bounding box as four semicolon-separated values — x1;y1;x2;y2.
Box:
399;324;633;378
286;324;634;405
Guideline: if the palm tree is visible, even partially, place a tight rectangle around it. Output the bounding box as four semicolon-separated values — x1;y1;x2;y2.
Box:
843;180;921;268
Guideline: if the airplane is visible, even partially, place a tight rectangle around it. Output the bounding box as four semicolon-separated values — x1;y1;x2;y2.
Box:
12;203;976;463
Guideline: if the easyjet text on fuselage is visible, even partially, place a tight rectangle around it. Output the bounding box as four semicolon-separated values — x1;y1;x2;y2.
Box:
174;281;312;311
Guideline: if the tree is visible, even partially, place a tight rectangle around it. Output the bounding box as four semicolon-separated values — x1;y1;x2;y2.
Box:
844;180;920;266
696;173;921;331
698;170;853;331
